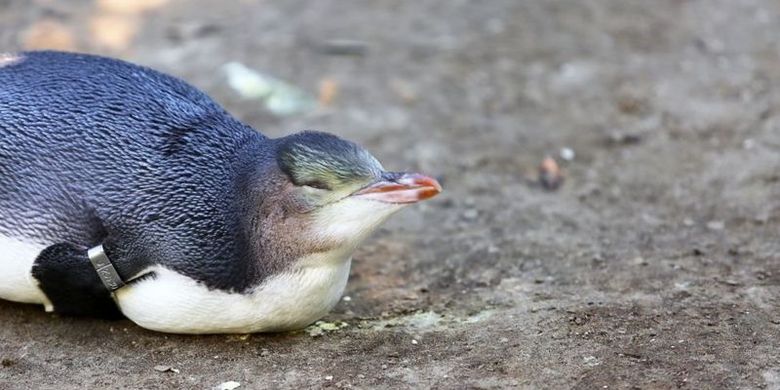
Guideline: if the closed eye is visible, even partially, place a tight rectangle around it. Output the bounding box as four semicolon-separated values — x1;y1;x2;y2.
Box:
302;180;331;191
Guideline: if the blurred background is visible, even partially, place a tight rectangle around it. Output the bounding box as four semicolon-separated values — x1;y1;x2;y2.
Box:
1;0;780;388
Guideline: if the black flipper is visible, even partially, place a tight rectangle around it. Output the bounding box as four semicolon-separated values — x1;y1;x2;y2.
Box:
31;243;123;319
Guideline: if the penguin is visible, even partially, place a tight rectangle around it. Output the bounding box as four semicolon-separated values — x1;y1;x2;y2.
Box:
0;51;441;334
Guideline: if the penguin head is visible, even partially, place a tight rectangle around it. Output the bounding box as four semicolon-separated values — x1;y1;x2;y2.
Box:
274;131;441;245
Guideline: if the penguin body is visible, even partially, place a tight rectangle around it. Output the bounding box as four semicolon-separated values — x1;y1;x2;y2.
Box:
0;51;440;333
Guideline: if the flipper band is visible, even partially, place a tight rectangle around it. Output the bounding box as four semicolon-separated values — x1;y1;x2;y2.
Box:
87;244;125;292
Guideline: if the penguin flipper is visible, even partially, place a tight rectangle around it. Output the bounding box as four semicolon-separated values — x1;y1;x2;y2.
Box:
31;243;123;319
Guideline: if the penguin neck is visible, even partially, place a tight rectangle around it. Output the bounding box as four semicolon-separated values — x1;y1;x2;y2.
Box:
245;196;341;282
231;142;336;284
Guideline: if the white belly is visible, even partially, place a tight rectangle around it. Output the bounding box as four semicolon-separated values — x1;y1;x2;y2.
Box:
115;253;352;334
0;234;53;310
0;233;352;334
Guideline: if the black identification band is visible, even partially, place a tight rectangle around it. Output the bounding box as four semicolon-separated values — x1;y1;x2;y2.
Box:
87;245;126;292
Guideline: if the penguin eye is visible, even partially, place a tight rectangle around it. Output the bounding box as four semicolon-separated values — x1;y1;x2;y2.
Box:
301;180;331;191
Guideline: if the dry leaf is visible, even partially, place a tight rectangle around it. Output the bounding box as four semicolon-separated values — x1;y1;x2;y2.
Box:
318;78;339;107
96;0;169;15
90;14;138;50
22;20;77;51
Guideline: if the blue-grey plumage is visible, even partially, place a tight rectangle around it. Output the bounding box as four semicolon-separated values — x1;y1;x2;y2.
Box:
0;51;441;333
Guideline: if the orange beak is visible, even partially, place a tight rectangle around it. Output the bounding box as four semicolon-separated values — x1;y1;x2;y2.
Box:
353;173;442;204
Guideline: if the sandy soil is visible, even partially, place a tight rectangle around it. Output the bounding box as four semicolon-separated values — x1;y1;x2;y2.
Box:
1;0;779;388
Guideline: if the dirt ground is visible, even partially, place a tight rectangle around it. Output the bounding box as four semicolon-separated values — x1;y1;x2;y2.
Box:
1;0;779;388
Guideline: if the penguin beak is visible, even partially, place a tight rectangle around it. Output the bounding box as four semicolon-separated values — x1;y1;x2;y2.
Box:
353;172;442;204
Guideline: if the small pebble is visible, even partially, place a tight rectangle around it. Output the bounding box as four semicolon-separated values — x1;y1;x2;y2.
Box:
403;293;419;300
538;156;564;190
215;381;241;390
559;147;575;161
607;130;642;145
324;375;334;381
411;339;419;345
342;296;352;302
154;365;179;373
